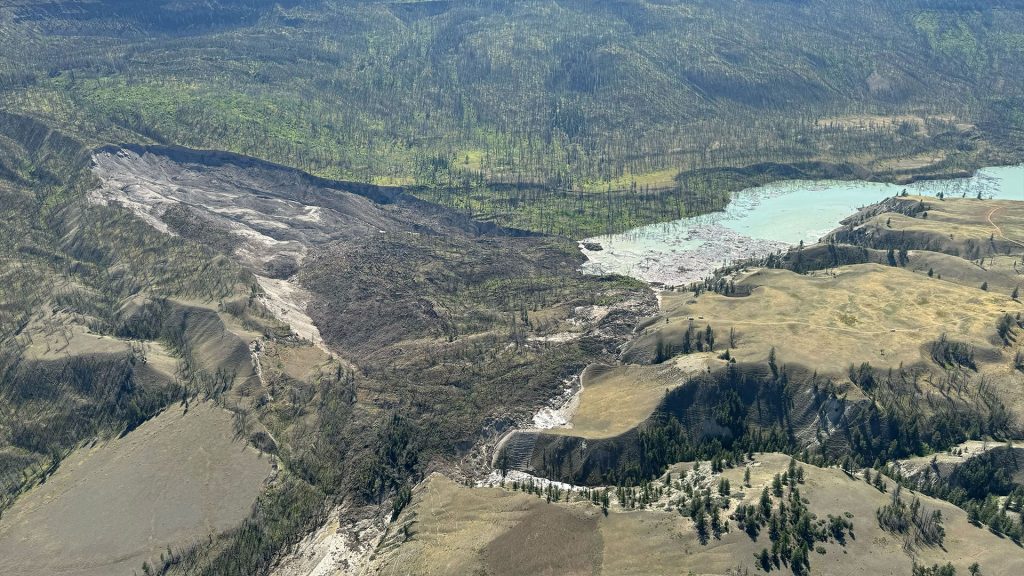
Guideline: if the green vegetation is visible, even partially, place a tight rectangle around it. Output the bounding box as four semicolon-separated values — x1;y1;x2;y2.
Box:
741;470;851;575
3;1;1024;235
883;446;1024;541
913;563;958;576
930;334;977;370
655;322;717;362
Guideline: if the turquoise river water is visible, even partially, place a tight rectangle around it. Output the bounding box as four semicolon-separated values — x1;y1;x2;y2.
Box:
580;165;1024;286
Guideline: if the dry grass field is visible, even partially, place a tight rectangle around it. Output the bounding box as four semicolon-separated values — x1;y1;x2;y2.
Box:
544;355;714;440
0;402;273;576
367;474;603;576
874;197;1024;297
823;197;1024;282
872;197;1024;254
650;264;1021;377
369;454;1024;576
907;251;1023;298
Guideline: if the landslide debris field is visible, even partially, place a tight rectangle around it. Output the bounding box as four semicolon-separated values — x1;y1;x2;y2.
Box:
89;146;412;279
0;129;652;576
4;1;1024;574
6;138;1021;576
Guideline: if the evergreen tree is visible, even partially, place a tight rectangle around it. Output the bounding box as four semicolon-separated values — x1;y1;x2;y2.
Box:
760;487;772;519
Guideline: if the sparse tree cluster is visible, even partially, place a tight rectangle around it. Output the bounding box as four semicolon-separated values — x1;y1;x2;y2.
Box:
876;484;946;548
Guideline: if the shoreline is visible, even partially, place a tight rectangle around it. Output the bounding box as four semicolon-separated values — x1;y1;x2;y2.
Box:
579;162;1024;287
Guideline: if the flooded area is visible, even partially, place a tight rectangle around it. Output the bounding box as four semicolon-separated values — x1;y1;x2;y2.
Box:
580;165;1024;286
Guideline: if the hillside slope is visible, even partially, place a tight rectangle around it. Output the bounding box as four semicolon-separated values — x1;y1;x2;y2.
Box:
2;1;1024;234
371;454;1024;576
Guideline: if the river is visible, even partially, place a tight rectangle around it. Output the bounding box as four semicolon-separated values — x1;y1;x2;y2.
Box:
580;165;1024;286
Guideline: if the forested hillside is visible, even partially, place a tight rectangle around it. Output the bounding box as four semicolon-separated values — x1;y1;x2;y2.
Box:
2;0;1024;234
